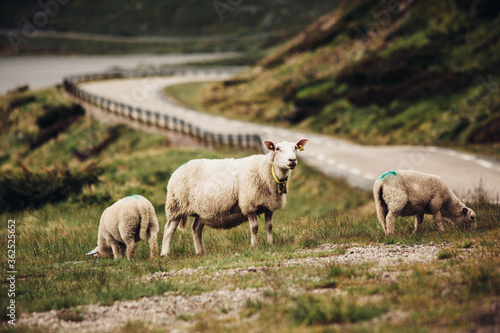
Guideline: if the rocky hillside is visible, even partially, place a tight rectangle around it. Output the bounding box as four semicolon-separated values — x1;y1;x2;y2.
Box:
202;0;500;146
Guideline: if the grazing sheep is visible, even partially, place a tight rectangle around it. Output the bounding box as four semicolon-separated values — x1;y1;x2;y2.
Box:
86;195;159;259
161;138;308;256
373;170;477;235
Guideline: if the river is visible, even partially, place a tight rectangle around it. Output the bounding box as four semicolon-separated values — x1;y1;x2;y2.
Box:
0;53;239;95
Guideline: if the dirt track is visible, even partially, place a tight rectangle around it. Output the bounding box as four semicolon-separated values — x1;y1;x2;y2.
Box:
19;242;479;332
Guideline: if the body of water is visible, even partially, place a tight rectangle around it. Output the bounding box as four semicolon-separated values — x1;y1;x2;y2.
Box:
0;53;238;95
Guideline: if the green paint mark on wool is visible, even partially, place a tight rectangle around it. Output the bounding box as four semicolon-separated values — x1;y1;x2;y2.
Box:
378;171;397;180
125;194;141;199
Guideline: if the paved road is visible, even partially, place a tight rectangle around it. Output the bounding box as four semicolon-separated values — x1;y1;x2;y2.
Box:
80;76;500;200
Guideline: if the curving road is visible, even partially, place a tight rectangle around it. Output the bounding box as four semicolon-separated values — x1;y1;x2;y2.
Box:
80;75;500;201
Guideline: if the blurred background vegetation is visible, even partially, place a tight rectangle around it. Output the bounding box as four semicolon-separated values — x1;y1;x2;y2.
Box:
0;0;341;54
196;0;500;148
2;0;499;149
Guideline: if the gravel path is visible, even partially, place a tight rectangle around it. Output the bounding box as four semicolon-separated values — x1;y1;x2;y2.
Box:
20;288;264;333
19;243;478;332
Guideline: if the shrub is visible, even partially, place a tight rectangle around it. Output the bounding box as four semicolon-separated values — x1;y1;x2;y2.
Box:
36;103;85;129
8;95;36;109
0;163;103;213
29;103;85;149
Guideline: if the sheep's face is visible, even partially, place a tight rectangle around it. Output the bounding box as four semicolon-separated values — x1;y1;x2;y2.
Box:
264;139;308;171
86;246;100;259
86;246;113;259
455;207;477;230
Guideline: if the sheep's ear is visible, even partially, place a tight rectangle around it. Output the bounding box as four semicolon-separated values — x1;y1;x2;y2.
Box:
296;138;308;151
462;207;468;214
264;140;275;151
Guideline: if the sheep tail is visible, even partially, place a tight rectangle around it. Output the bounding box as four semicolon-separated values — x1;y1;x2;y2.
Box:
373;180;388;224
139;205;150;240
378;185;388;213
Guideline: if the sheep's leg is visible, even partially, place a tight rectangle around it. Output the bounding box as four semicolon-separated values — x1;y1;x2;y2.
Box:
427;197;446;232
124;238;137;259
192;217;205;255
117;243;126;258
385;210;399;236
100;245;114;259
432;211;445;232
265;211;273;244
248;212;259;247
414;214;424;234
103;234;124;259
148;233;159;259
97;237;114;259
161;218;180;257
375;205;388;234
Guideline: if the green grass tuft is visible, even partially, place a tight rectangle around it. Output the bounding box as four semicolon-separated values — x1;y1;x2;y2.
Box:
437;249;456;260
468;264;500;297
286;294;387;326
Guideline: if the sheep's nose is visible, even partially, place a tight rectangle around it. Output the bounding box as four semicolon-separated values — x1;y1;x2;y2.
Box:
289;158;297;163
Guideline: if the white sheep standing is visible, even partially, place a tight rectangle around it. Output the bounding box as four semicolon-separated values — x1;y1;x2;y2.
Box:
373;170;477;235
86;195;159;259
161;138;308;256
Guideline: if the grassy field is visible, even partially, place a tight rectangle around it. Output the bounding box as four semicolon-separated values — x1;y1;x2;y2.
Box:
0;86;499;332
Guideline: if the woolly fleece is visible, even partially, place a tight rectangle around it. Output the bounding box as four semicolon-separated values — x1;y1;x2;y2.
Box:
373;170;477;235
161;139;308;256
89;195;159;259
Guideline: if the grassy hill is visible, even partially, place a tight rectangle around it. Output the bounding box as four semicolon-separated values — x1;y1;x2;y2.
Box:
0;85;368;321
199;0;500;148
0;85;499;332
0;0;341;54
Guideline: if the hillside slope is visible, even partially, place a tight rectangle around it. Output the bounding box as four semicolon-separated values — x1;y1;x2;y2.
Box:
0;0;341;54
1;86;500;333
202;0;500;146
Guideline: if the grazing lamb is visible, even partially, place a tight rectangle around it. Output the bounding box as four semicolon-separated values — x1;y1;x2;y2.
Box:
86;195;159;259
373;170;477;235
161;138;308;256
